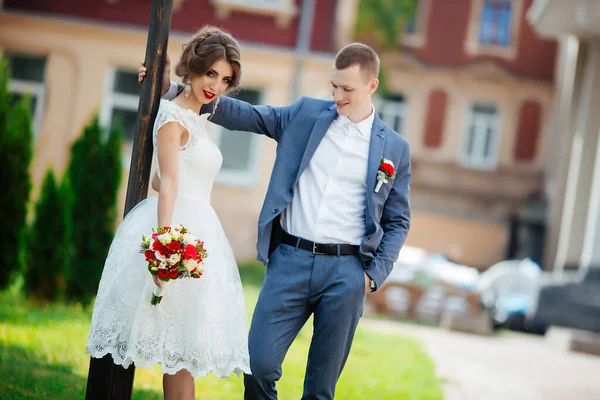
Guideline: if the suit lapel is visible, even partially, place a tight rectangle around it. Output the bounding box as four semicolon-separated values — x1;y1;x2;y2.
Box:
365;116;387;232
295;104;338;184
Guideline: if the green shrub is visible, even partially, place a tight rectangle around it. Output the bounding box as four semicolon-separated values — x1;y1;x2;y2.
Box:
0;59;33;289
65;117;123;304
24;170;73;301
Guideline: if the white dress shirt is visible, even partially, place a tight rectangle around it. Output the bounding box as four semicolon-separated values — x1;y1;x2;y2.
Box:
281;107;375;245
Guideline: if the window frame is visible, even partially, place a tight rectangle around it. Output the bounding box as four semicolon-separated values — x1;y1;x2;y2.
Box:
459;102;502;170
5;53;47;138
376;95;407;136
211;0;298;28
401;0;432;48
100;68;141;166
211;88;264;187
464;0;524;59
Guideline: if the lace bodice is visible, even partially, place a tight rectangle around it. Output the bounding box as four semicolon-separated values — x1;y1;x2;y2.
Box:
152;100;223;203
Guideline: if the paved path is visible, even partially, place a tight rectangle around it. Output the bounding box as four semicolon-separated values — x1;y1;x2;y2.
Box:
362;318;600;400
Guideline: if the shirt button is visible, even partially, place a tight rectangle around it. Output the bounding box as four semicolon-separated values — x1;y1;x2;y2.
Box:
272;208;279;214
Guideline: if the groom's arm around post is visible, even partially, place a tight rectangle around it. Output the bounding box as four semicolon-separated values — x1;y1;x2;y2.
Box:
142;41;411;399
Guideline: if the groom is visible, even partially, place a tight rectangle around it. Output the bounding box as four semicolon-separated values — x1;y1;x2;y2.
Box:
144;42;411;399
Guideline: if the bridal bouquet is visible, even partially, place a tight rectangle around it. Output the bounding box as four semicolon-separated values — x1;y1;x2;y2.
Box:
141;225;208;305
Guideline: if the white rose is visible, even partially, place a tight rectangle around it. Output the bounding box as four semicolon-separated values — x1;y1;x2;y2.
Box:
168;253;181;265
155;251;166;263
182;233;195;245
182;258;199;272
158;232;172;245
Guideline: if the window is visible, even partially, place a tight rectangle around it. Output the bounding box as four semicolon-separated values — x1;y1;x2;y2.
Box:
212;88;262;187
377;95;406;136
100;69;141;166
5;53;46;137
479;0;513;46
211;0;297;28
401;0;430;48
101;69;140;143
404;18;417;34
465;0;522;58
461;104;500;170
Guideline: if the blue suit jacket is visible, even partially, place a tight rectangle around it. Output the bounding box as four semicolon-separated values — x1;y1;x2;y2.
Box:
201;95;411;288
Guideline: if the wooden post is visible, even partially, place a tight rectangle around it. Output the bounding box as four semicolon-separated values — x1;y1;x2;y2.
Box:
85;0;174;398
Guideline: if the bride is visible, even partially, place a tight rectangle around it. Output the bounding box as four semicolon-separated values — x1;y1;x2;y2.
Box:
86;26;251;399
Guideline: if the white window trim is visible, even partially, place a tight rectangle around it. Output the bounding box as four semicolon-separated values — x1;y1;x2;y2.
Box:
100;68;140;166
375;96;406;136
211;89;263;187
100;68;140;129
212;126;261;187
210;0;298;28
9;79;45;138
401;0;432;48
464;0;524;60
459;102;502;170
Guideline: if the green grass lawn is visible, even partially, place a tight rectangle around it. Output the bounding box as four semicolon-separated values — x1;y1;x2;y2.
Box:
0;263;443;400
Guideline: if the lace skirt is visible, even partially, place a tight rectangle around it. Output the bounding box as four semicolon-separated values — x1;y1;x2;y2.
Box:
85;196;251;377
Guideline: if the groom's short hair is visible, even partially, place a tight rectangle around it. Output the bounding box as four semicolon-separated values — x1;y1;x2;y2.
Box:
334;43;380;81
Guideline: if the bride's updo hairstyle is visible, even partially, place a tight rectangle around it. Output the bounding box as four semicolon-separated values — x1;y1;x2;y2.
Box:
175;25;242;90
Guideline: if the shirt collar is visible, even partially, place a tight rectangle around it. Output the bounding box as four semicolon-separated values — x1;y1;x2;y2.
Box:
335;105;376;137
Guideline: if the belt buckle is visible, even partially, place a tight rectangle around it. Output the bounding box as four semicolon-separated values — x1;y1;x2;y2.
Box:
312;242;325;255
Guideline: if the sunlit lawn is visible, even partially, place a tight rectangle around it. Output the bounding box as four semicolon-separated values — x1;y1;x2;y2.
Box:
0;262;443;400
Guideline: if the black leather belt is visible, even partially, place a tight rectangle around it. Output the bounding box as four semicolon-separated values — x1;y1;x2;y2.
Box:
281;230;359;256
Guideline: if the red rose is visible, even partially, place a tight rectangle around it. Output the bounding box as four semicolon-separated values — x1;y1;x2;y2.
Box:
184;244;199;260
144;250;156;261
167;241;181;252
159;246;170;257
152;232;159;239
167;269;179;279
379;163;394;176
157;269;168;280
152;241;162;251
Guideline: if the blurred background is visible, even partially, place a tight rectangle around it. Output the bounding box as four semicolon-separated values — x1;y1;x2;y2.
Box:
1;0;600;399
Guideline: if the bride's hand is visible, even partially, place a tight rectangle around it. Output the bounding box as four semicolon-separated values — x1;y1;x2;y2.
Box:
138;53;171;96
153;275;163;288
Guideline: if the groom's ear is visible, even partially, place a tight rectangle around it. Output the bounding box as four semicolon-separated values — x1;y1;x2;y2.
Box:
369;78;379;95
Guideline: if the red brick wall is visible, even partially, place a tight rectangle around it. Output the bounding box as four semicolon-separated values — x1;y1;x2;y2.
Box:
5;0;337;52
406;0;557;81
423;89;448;149
514;100;542;161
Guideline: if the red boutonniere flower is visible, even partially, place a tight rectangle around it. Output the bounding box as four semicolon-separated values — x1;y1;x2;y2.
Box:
375;158;396;193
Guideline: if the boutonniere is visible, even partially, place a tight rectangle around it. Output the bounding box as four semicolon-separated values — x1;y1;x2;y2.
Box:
375;158;396;193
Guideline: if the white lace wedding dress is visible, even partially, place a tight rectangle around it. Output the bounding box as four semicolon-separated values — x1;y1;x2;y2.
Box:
86;99;251;378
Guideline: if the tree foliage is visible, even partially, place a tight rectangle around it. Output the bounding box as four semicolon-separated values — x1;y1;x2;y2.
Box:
24;170;73;301
65;117;123;304
0;59;34;289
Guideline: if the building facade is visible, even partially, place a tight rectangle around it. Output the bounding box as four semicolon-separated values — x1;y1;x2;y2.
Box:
528;0;600;276
1;0;559;268
0;0;356;260
379;0;557;268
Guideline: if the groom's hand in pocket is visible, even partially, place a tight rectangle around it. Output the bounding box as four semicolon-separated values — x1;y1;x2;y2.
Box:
138;53;171;96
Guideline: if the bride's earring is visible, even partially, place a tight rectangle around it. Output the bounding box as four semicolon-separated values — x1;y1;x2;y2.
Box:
184;78;191;99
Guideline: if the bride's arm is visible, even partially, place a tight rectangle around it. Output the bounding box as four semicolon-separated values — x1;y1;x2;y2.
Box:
151;170;161;192
156;122;185;227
